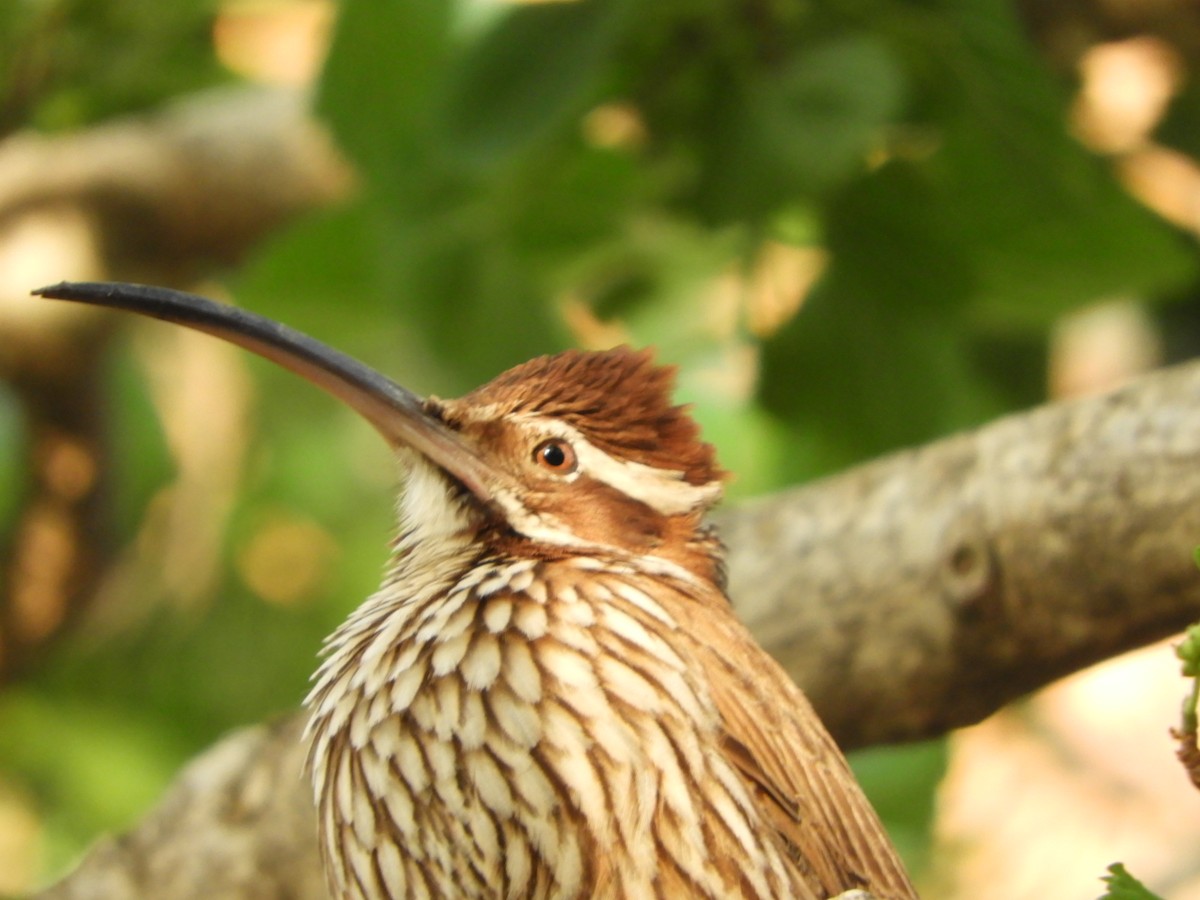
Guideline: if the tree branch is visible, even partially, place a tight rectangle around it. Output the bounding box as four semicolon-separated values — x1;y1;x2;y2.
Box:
36;359;1200;897
721;360;1200;748
0;86;351;280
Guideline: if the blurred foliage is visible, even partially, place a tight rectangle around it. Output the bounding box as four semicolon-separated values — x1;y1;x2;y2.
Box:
2;0;1199;891
0;0;227;136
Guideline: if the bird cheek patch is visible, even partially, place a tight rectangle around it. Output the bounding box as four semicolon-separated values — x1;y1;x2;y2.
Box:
541;477;667;553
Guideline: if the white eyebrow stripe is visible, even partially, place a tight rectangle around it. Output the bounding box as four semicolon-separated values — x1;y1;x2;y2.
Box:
533;419;722;516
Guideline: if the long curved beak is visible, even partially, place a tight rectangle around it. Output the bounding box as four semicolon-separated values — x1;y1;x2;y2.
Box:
33;281;497;504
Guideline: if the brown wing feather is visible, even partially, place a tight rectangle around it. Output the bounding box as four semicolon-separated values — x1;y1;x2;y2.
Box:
668;585;918;900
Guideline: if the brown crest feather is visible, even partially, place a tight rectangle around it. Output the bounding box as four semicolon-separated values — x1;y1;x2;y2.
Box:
462;346;723;487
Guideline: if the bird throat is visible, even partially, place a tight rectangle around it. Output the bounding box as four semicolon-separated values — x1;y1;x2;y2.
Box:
393;452;484;555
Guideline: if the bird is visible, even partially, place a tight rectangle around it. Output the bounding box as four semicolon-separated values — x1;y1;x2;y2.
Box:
34;281;917;900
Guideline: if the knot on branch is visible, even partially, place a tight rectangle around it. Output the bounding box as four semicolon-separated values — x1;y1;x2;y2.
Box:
940;520;997;611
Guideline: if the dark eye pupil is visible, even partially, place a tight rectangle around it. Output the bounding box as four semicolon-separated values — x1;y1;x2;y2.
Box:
540;442;567;467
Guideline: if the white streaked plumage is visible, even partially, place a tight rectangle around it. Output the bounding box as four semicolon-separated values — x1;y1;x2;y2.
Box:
304;456;799;899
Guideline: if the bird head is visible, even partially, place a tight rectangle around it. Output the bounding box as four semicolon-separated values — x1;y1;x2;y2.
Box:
33;283;726;578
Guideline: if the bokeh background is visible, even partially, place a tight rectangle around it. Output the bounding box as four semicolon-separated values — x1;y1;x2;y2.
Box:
2;0;1200;896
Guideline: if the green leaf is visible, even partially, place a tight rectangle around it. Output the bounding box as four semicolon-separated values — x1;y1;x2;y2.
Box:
822;161;975;314
757;34;904;186
699;33;904;221
1099;863;1164;900
508;146;643;266
940;125;1194;327
758;163;1000;471
759;275;1000;473
897;0;1196;326
441;0;628;168
317;0;453;198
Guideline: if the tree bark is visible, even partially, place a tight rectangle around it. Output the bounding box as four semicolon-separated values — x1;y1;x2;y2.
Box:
721;360;1200;747
36;358;1200;898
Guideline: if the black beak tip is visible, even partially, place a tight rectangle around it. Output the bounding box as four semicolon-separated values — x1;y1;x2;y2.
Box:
32;282;63;298
33;281;111;302
32;281;102;303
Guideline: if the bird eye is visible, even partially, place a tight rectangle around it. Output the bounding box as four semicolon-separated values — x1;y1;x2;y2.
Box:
533;439;577;474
